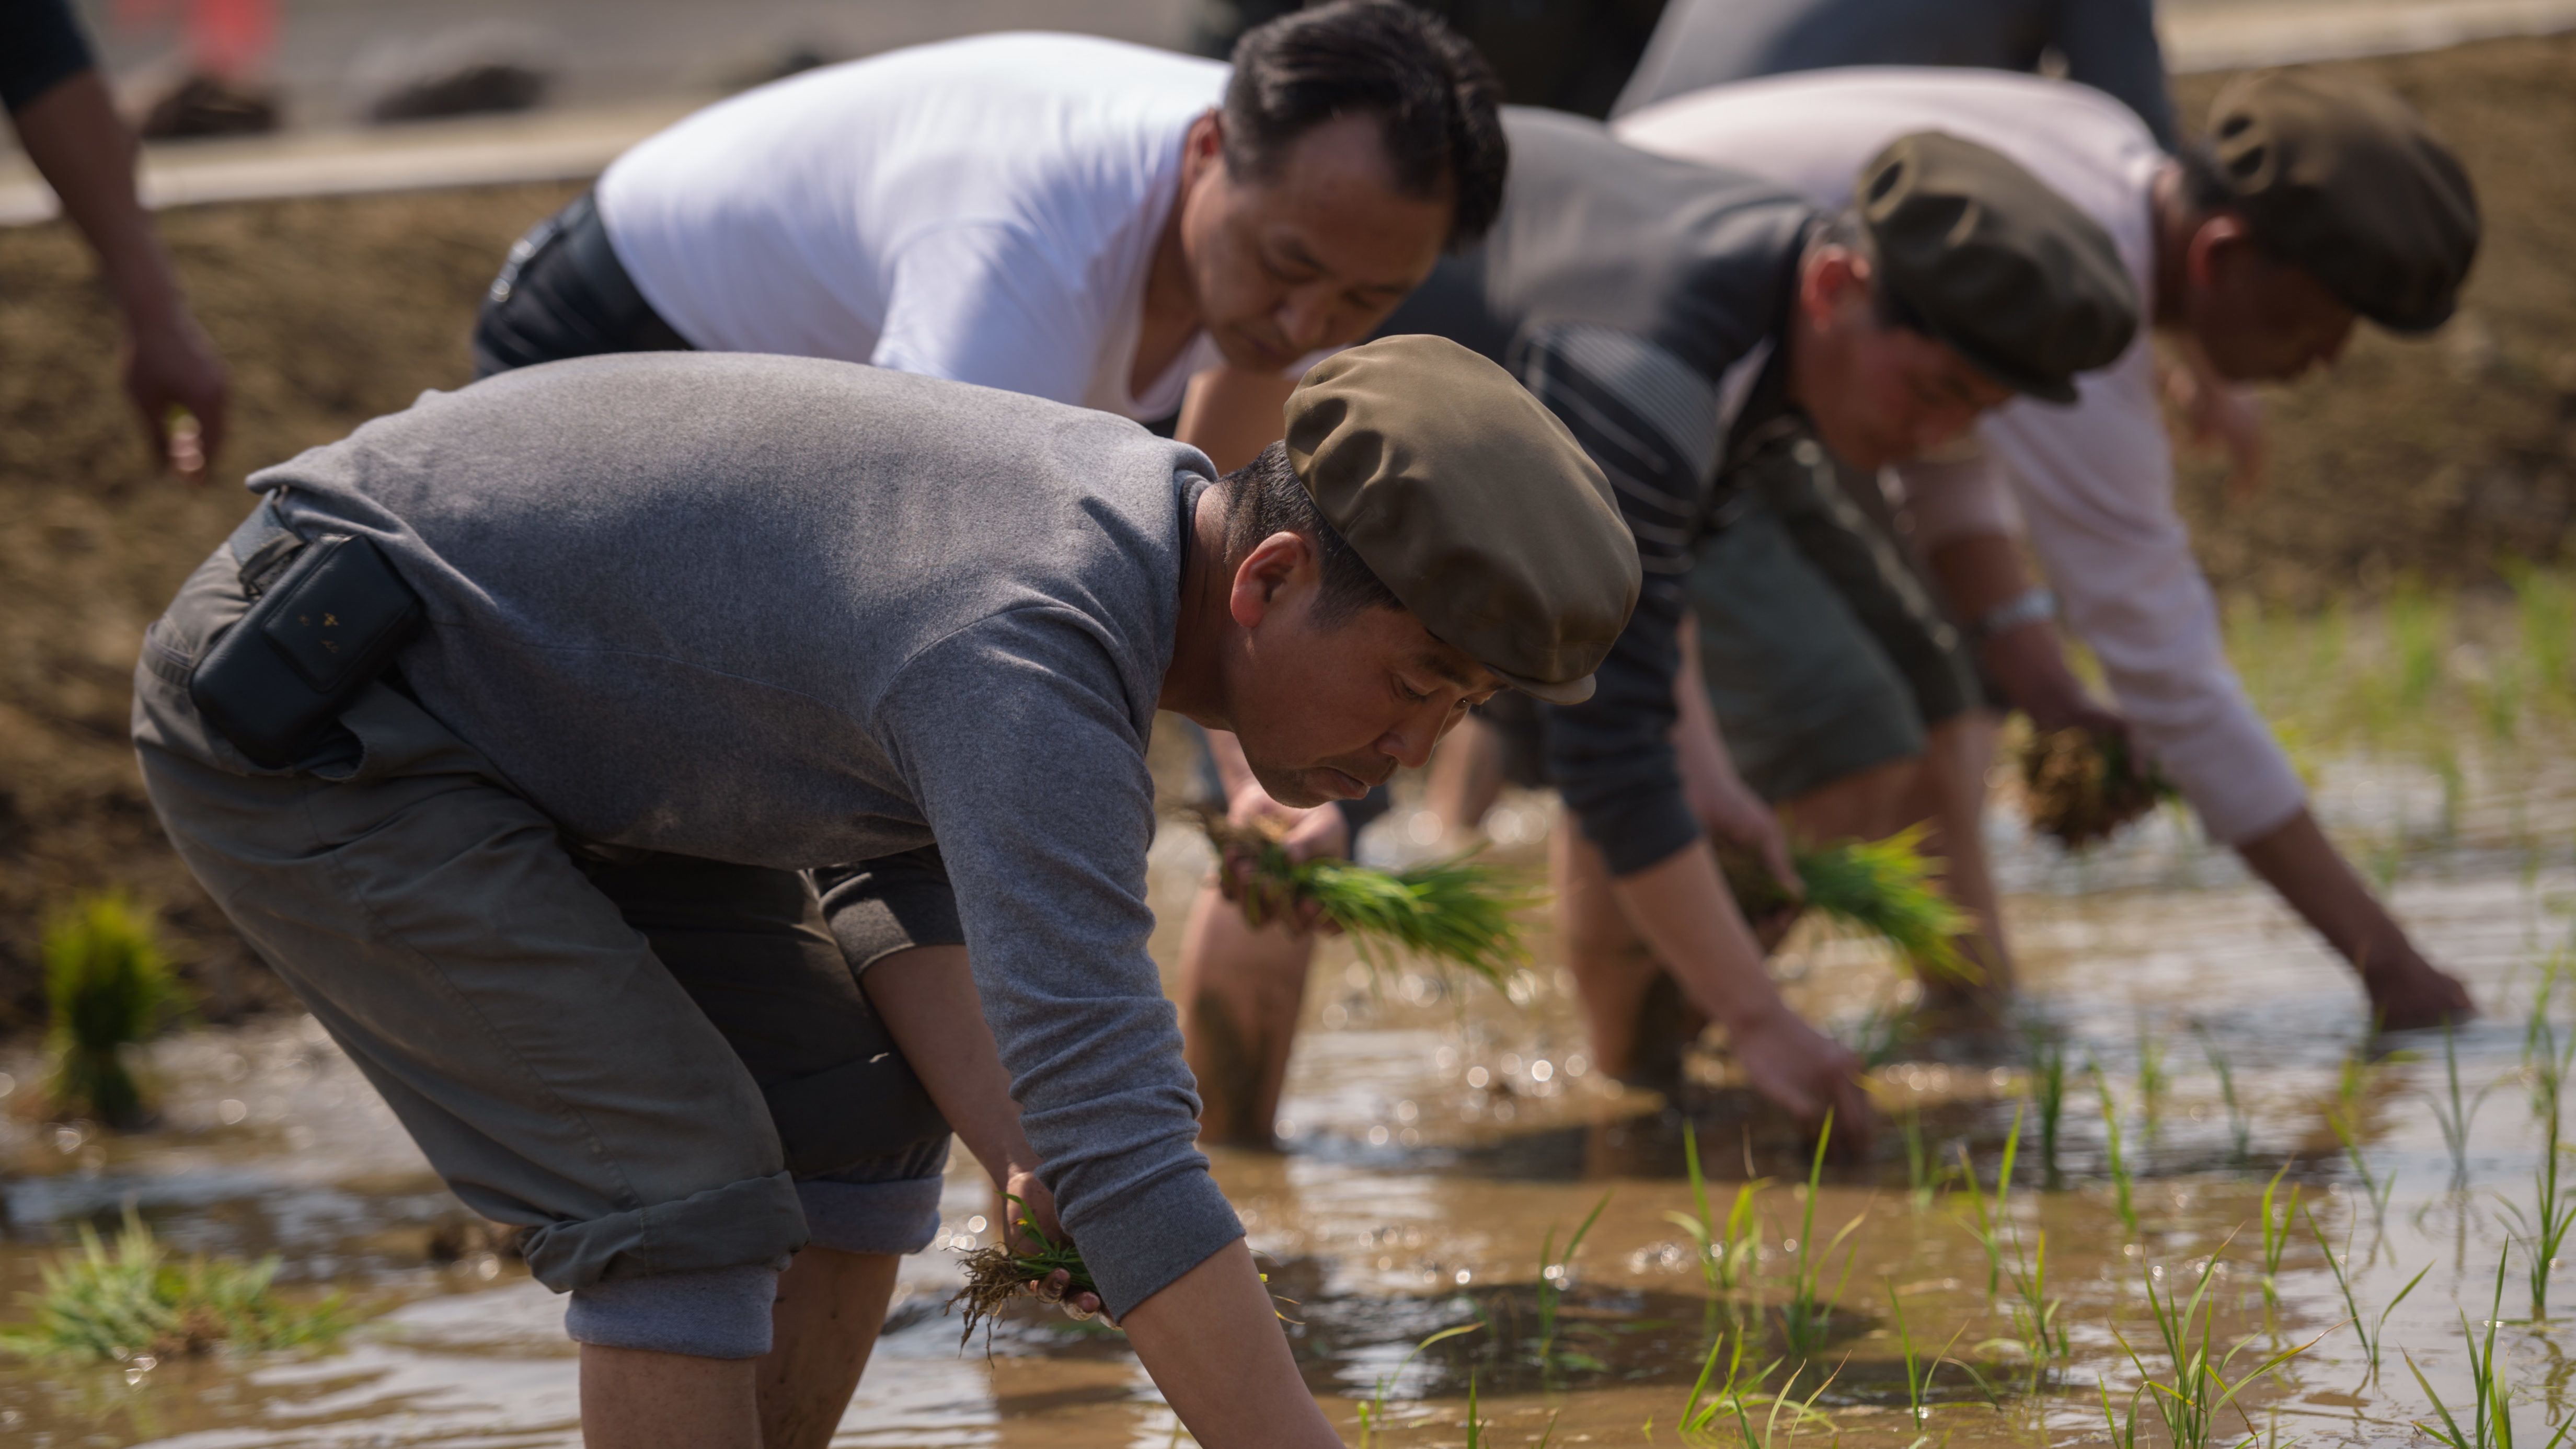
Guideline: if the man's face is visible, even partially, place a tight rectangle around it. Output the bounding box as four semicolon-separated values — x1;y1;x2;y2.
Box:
1220;532;1504;808
1177;112;1455;373
2182;219;2359;382
1789;248;2017;472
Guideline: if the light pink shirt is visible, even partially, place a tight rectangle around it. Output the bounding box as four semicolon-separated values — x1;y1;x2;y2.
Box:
1618;67;2305;845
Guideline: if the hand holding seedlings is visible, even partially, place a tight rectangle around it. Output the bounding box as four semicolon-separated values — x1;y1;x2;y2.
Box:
1722;827;1975;982
2017;724;2177;849
950;1193;1111;1347
1190;806;1538;988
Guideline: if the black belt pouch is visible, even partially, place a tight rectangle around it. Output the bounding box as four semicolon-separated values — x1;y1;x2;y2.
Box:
189;533;426;769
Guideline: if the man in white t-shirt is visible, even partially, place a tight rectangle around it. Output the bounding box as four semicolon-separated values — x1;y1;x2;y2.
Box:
470;1;1504;439
1612;65;2479;1028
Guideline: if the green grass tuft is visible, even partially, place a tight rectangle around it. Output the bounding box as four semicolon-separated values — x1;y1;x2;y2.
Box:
1728;826;1974;982
42;892;188;1128
0;1208;349;1364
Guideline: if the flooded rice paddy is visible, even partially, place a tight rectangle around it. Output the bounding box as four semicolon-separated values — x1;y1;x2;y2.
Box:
7;745;2576;1447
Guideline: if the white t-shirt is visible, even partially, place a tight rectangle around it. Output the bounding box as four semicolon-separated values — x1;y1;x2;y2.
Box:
596;33;1231;421
1618;68;2307;846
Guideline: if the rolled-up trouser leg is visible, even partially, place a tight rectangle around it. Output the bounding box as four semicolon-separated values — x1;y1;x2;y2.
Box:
133;546;805;1358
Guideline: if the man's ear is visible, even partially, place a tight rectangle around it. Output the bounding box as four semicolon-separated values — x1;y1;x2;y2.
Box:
2186;213;2255;296
1182;110;1226;188
1800;245;1871;328
1228;531;1316;630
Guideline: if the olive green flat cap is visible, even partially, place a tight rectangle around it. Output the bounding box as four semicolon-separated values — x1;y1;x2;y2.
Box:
1860;131;2140;404
1283;335;1640;704
2207;69;2479;333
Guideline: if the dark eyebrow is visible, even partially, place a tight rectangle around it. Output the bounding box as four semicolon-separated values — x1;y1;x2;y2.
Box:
1420;652;1481;689
1273;237;1326;275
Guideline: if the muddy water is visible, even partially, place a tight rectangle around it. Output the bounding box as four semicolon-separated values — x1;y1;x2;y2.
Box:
6;750;2576;1447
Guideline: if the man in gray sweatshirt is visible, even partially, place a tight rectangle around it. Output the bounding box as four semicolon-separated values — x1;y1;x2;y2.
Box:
131;335;1637;1448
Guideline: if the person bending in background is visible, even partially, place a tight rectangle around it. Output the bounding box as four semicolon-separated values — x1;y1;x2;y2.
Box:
1180;113;2141;1142
1614;66;2479;1030
1192;0;1668;120
3;0;228;480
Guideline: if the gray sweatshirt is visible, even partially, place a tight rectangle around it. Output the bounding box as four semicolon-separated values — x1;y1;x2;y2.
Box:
258;352;1229;1315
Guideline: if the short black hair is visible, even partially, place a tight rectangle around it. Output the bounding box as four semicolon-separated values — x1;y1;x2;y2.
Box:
1219;442;1403;626
1811;208;1931;337
1223;1;1508;250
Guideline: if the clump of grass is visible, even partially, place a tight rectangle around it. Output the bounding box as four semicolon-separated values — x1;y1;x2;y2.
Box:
2136;1021;2170;1129
2408;1254;2574;1449
1678;1330;1836;1448
2029;1030;2069;1184
1726;827;1974;982
0;1207;349;1363
1775;1112;1863;1361
1998;1227;2067;1379
1535;1191;1611;1364
2429;1021;2492;1191
1665;1128;1764;1295
1193;809;1537;989
2257;1161;2299;1311
2302;1199;2429;1381
950;1194;1098;1348
42;892;188;1129
2328;1112;2396;1231
2016;726;2177;849
2104;1240;2316;1449
1900;1105;1952;1211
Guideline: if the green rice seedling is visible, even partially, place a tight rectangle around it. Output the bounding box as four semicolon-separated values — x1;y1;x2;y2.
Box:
0;1206;348;1363
2136;1022;2170;1129
1665;1128;1765;1296
1193;809;1538;990
1777;1111;1864;1361
2510;560;2576;707
1901;1105;1957;1211
952;1194;1099;1347
2528;958;2575;1120
1465;1372;1486;1449
1355;1322;1483;1446
1726;826;1975;982
1679;1331;1839;1449
1998;1227;2067;1380
2301;1198;2430;1379
41;892;188;1128
2030;1031;2069;1183
2389;579;2448;715
2111;1240;2318;1449
1535;1190;1612;1364
2407;1254;2576;1449
1951;1103;2023;1300
2095;1067;2140;1240
2194;1025;2252;1163
2328;1112;2396;1230
1885;1279;1969;1431
2257;1161;2299;1311
1677;1329;1775;1441
2431;1021;2496;1191
2500;1112;2576;1319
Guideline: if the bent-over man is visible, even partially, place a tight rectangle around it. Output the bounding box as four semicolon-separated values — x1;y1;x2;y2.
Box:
1615;65;2478;1029
133;337;1636;1448
1178;110;2137;1142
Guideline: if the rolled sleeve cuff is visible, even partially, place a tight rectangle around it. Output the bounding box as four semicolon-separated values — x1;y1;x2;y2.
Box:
1060;1165;1243;1321
2171;750;2308;847
1579;789;1704;879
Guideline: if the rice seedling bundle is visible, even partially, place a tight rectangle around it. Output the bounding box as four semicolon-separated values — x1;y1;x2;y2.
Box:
950;1195;1099;1348
42;891;188;1128
0;1208;347;1363
2015;727;2177;849
1724;826;1974;982
1192;808;1538;989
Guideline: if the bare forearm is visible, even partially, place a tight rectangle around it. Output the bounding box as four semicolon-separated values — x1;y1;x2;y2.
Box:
2233;809;2407;968
14;71;178;320
1123;1239;1340;1449
1606;842;1784;1030
860;945;1032;1184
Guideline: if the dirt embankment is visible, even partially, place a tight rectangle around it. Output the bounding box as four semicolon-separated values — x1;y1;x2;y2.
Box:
1;35;2572;1024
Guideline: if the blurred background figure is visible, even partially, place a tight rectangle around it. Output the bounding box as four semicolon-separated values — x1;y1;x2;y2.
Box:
117;0;282;135
5;0;230;478
1193;0;1669;117
1612;0;2175;141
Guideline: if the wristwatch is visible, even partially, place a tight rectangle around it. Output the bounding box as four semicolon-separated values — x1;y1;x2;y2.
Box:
1971;585;2057;642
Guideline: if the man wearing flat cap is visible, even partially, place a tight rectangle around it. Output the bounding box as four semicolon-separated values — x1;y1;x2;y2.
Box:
1179;107;2136;1141
131;337;1634;1447
1613;65;2477;1029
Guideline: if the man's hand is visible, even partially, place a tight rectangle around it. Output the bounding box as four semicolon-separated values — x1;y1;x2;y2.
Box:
1001;1167;1111;1323
1685;766;1801;905
1982;623;2125;737
1727;1000;1874;1147
2360;946;2475;1032
1212;781;1350;934
123;304;228;484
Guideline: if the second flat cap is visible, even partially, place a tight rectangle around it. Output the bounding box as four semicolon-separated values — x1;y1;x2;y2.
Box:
2206;69;2479;333
1860;131;2140;405
1283;335;1640;704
